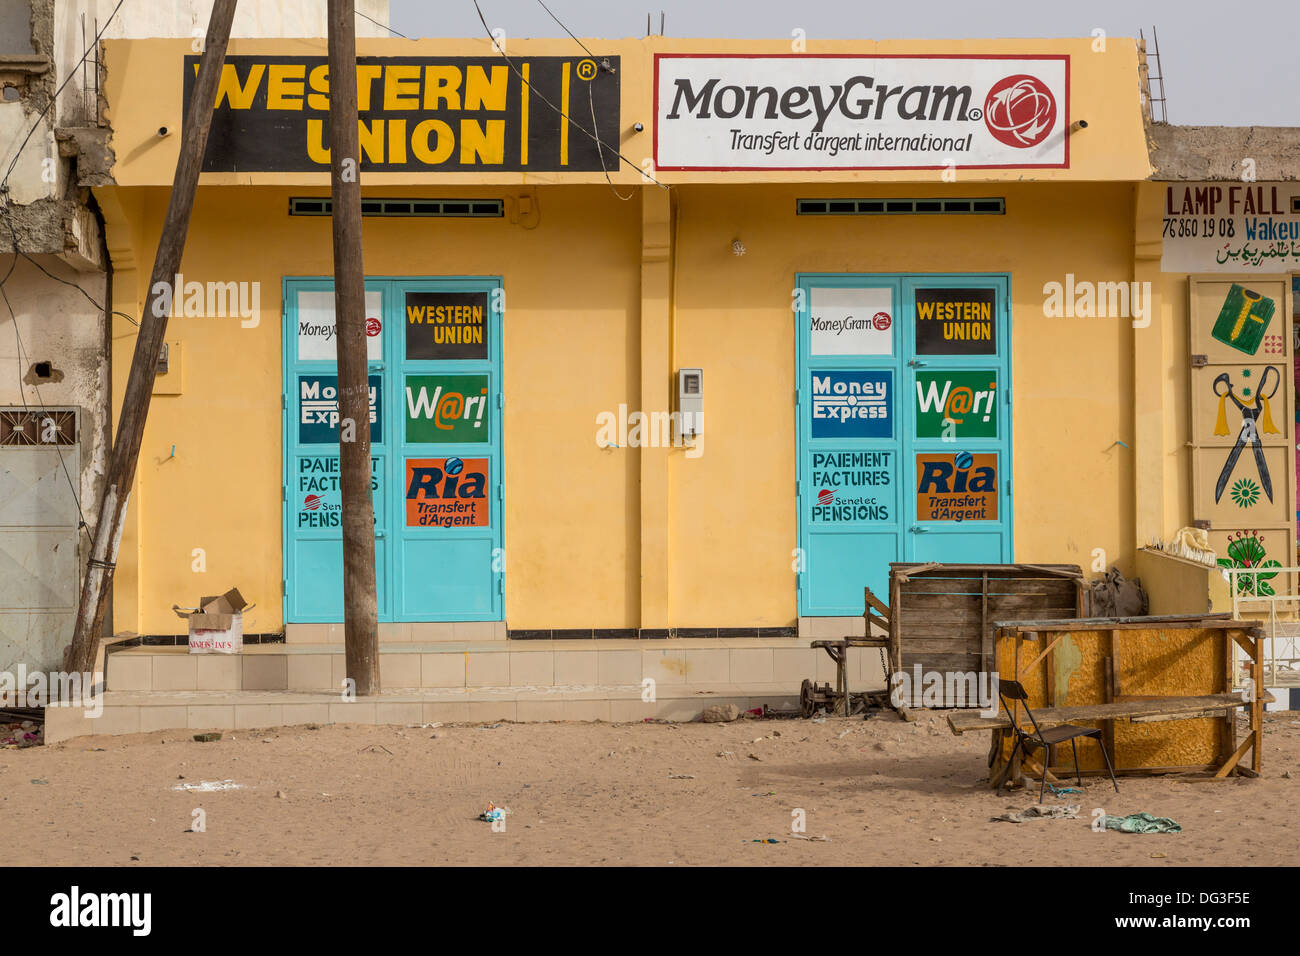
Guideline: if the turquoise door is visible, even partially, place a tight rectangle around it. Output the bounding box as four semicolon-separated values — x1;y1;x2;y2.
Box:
796;274;1012;616
283;277;504;622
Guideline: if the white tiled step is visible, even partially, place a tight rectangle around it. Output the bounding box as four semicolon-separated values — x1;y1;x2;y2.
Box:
105;639;890;693
44;684;805;742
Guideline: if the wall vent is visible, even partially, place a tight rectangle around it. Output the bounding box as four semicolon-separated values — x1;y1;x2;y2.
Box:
289;198;505;218
797;198;1005;216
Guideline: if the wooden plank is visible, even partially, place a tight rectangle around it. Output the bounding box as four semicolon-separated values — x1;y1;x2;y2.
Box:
981;571;991;675
863;585;891;622
897;638;976;655
997;613;1238;631
1131;709;1231;723
986;594;1079;611
897;603;982;622
1214;732;1256;779
899;653;982;670
897;579;985;595
902;578;1078;596
946;693;1256;735
891;562;1083;577
1023;632;1065;673
1251;631;1264;774
893;561;942;581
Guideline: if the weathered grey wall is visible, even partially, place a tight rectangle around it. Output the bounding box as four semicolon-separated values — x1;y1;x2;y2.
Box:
1149;125;1300;182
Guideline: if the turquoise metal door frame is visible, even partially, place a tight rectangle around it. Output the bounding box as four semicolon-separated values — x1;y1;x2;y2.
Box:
282;276;504;623
796;272;1013;616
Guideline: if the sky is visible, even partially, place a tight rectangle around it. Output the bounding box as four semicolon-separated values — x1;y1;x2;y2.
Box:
388;0;1298;127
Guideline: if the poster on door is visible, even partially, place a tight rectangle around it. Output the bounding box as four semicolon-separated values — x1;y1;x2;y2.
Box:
405;291;490;360
915;451;998;521
914;287;996;354
808;450;893;523
810;370;892;438
296;290;384;361
809;287;893;356
405;457;490;527
405;374;491;442
914;370;999;438
298;375;382;444
295;455;383;529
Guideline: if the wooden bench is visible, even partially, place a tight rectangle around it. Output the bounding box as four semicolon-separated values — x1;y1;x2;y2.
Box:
966;616;1270;786
948;693;1261;735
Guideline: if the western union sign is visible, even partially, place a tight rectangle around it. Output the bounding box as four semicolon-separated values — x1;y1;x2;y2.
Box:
183;55;621;172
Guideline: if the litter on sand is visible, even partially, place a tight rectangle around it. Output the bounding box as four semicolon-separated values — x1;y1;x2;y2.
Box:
172;779;244;792
193;732;222;742
991;804;1081;824
790;834;831;842
479;803;510;822
1046;783;1084;797
2;720;42;748
1103;812;1182;833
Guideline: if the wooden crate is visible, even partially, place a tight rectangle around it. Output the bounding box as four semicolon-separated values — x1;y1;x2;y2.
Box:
888;563;1085;706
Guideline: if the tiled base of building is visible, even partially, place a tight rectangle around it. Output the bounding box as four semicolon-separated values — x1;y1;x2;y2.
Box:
40;638;889;742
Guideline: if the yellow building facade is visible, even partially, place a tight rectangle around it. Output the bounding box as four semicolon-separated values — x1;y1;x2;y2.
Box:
94;36;1297;642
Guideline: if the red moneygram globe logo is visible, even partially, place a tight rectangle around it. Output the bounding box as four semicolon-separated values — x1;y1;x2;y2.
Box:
983;74;1057;149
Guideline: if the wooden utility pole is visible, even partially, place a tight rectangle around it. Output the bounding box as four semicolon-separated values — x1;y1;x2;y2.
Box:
327;0;380;695
64;0;238;677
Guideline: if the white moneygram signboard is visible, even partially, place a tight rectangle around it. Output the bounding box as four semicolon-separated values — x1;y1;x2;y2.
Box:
810;287;894;355
654;54;1069;170
1161;183;1300;273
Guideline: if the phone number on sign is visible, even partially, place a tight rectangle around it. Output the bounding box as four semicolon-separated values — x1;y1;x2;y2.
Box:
1163;216;1237;238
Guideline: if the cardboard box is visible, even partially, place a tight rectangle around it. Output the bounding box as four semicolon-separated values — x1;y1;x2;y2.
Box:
173;588;252;654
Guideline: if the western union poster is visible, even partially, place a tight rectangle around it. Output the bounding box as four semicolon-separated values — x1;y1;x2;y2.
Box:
183;55;621;172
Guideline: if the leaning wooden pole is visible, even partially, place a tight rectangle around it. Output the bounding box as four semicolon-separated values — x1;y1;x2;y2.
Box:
327;0;379;695
64;0;238;677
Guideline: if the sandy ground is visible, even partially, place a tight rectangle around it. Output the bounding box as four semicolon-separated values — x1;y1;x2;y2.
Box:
3;710;1298;866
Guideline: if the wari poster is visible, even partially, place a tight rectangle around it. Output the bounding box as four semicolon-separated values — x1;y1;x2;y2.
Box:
914;370;999;438
405;374;491;442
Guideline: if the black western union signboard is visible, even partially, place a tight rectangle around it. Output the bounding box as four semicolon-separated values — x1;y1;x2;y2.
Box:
914;287;996;355
182;55;621;172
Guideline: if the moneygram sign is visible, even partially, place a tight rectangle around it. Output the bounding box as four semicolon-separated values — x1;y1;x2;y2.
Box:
654;54;1068;170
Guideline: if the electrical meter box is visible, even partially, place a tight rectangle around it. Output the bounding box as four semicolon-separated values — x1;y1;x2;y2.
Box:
676;367;703;437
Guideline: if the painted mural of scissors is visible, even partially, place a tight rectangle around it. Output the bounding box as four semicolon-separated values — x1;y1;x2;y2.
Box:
1213;366;1279;504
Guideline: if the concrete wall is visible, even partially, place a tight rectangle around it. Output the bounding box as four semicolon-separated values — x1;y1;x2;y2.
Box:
0;1;387;674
